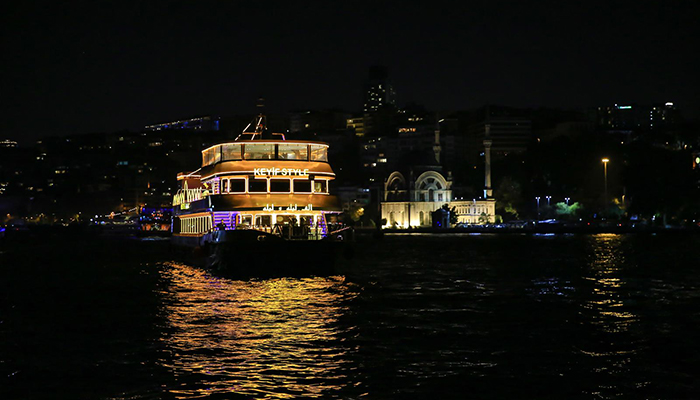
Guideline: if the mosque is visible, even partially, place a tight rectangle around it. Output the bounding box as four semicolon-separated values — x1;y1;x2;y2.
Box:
380;128;496;228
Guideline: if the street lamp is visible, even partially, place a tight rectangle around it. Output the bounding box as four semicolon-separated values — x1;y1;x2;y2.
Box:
565;197;570;206
546;195;551;206
535;196;541;220
602;158;610;208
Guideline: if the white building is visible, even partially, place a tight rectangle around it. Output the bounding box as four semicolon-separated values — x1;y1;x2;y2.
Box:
380;170;495;228
451;198;496;225
380;127;496;228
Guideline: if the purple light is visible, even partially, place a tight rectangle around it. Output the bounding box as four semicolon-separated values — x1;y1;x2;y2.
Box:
320;212;328;236
213;211;237;229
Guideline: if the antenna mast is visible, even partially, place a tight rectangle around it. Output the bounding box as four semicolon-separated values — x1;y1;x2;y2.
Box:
235;97;267;141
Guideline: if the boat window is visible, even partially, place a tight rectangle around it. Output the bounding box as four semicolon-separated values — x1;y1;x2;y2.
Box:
293;180;312;193
229;178;246;193
244;144;275;160
221;143;242;161
202;146;221;166
299;215;314;226
313;180;327;193
270;179;291;193
240;215;253;226
221;178;230;193
255;215;271;227
310;144;328;162
248;178;267;193
276;215;294;225
278;144;308;160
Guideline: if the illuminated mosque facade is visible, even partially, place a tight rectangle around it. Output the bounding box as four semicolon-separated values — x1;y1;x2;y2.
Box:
380;127;496;228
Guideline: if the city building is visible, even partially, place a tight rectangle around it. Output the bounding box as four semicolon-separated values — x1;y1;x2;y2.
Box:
145;116;220;132
289;110;350;135
1;139;18;148
595;102;678;132
346;116;365;137
467;110;532;166
363;66;397;136
363;65;396;113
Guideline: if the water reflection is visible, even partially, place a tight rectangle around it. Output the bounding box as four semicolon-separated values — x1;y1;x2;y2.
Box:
528;276;575;299
156;262;358;399
580;234;648;397
583;234;638;334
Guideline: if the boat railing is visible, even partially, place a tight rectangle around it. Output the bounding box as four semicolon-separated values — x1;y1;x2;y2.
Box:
268;223;325;240
226;222;335;241
327;225;354;241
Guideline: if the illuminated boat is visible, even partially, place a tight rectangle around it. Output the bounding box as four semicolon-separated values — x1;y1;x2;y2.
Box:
171;114;352;275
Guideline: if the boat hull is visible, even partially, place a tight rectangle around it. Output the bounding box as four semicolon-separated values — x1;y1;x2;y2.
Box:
171;230;353;279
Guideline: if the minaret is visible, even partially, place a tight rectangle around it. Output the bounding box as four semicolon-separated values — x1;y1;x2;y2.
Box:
433;123;442;165
483;123;493;199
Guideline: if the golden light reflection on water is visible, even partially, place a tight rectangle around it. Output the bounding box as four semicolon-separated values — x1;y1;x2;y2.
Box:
581;234;648;396
156;262;358;399
582;234;639;334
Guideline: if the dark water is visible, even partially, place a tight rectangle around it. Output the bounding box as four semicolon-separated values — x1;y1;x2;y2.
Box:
1;233;699;399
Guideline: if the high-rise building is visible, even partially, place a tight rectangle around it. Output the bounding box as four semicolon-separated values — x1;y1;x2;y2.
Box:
596;102;678;132
363;66;396;113
466;106;532;166
363;66;397;136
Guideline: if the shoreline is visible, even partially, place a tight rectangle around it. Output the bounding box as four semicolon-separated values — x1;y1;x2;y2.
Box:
356;226;700;235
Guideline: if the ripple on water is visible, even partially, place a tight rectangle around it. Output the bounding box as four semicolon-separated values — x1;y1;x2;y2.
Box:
155;262;359;398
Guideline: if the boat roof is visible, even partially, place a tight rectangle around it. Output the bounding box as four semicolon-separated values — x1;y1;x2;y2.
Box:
201;140;329;153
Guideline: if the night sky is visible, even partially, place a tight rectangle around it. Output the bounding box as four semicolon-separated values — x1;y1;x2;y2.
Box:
2;1;699;143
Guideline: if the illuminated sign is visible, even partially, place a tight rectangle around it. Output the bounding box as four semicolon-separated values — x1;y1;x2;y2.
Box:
254;168;309;177
173;183;208;206
262;204;314;212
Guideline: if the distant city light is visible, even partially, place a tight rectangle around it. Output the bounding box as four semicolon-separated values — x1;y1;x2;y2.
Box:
617;105;632;109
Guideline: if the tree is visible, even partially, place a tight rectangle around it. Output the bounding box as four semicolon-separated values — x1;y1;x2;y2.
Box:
495;176;523;218
554;202;582;220
478;212;491;224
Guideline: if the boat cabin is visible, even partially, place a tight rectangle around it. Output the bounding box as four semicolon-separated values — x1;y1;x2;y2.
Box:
173;139;342;240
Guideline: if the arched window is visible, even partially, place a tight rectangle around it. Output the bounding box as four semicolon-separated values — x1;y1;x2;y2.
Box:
415;172;448;203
